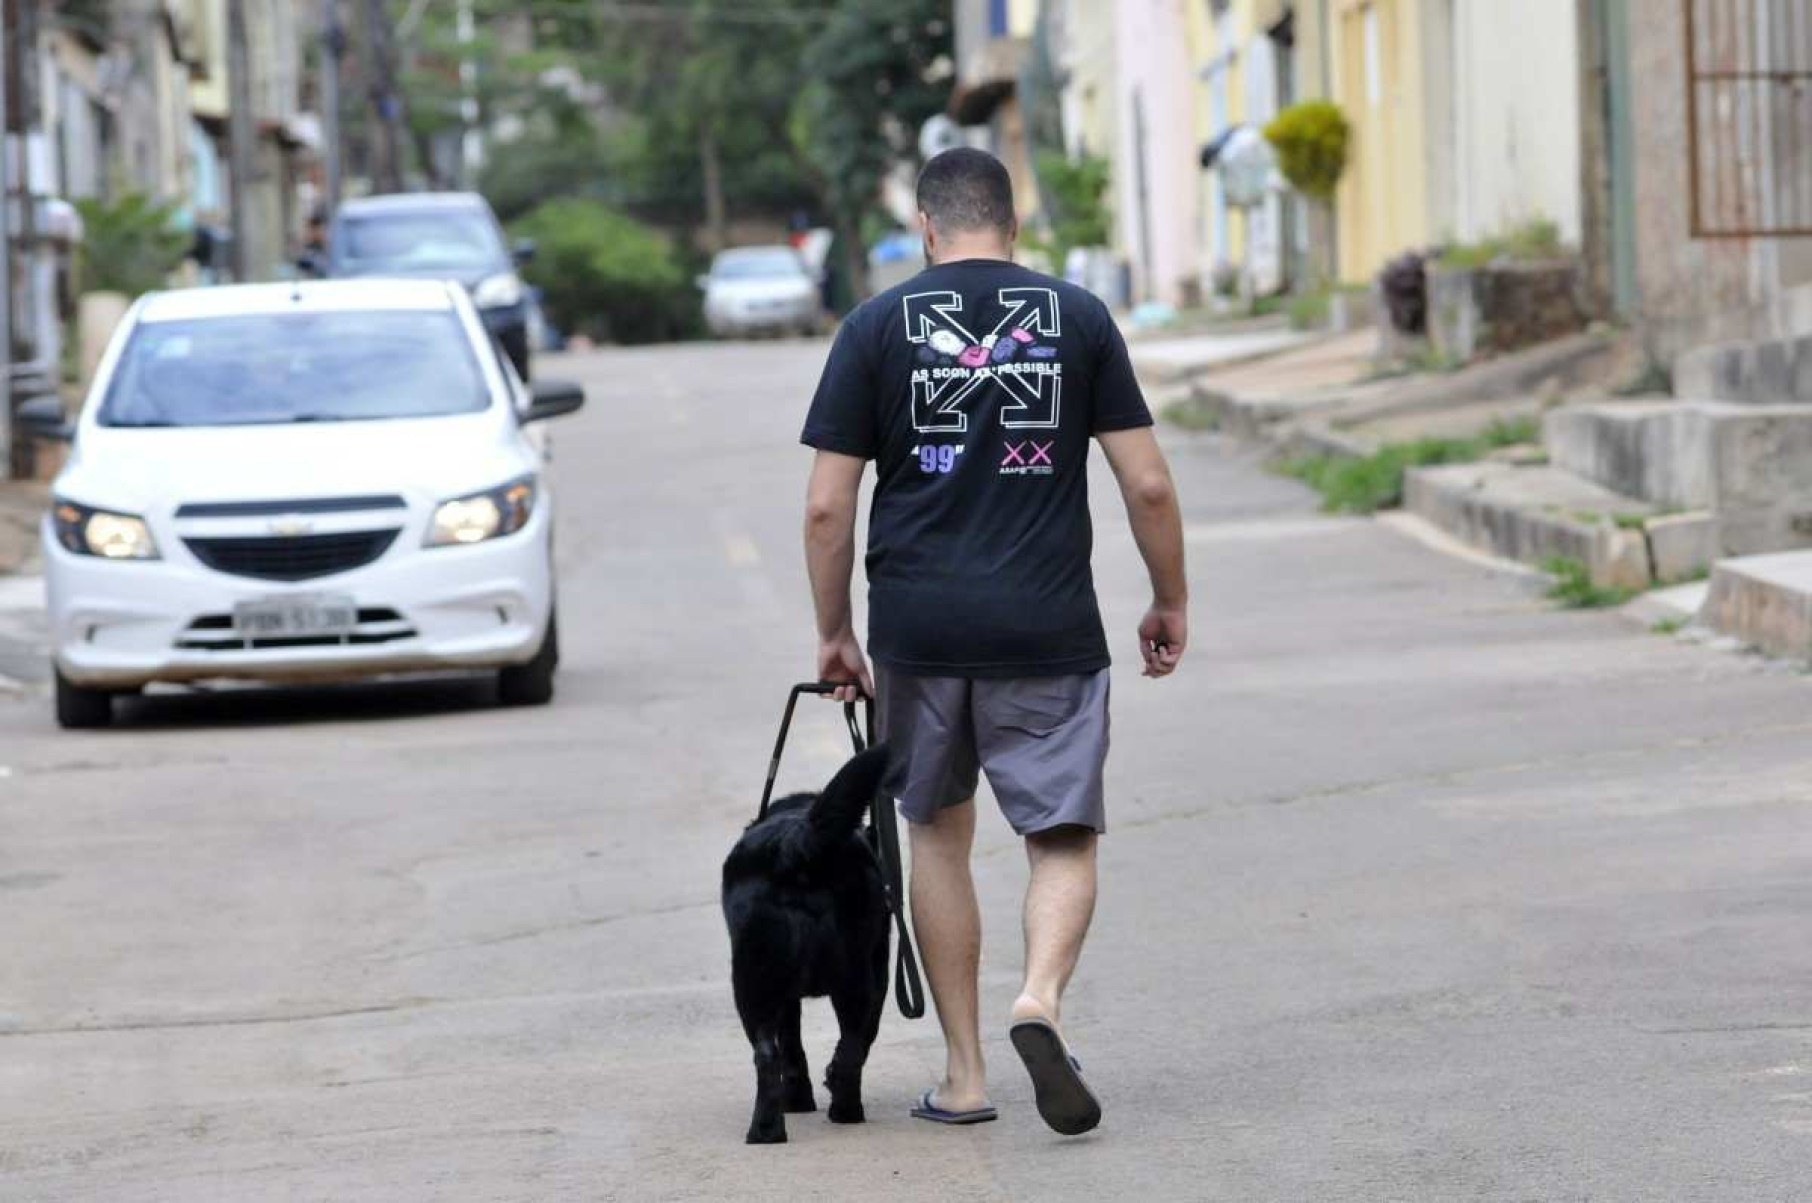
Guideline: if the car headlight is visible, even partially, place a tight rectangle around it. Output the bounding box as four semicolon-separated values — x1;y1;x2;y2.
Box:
52;500;160;560
425;475;537;547
472;272;525;309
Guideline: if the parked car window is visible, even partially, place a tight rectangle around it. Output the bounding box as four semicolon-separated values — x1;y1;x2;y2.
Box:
99;310;490;428
711;248;811;280
333;212;507;274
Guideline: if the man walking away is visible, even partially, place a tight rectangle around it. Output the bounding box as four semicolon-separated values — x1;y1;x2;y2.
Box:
800;148;1187;1136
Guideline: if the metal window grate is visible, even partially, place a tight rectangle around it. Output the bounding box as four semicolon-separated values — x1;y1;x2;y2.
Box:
1685;0;1812;238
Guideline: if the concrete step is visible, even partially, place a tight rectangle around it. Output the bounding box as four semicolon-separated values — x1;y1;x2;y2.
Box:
1405;461;1654;588
1699;550;1812;659
1674;332;1812;404
1402;461;1719;589
1543;400;1812;554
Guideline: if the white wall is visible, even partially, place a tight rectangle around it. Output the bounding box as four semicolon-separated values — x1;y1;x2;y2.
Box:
1449;0;1583;245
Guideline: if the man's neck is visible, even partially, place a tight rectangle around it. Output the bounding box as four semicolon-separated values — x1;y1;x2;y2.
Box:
931;243;1014;266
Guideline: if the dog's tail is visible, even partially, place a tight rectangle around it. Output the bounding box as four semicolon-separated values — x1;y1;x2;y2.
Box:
804;745;891;859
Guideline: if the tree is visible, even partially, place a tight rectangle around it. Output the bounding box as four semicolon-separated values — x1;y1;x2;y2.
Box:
480;0;826;245
792;0;952;297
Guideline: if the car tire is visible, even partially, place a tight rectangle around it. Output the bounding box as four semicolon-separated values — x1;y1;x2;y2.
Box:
55;670;113;729
498;609;558;707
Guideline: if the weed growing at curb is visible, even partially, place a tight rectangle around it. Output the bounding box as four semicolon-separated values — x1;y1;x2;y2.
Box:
1480;415;1540;447
1278;437;1490;514
1651;618;1686;635
1161;396;1220;431
1543;556;1638;609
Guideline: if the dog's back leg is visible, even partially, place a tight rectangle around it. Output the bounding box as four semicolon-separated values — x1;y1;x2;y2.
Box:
779;997;817;1114
734;964;790;1144
824;938;889;1125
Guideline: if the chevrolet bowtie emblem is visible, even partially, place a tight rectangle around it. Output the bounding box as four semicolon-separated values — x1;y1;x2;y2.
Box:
268;515;314;537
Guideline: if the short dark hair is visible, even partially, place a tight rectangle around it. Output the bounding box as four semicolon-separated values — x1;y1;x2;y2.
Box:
916;148;1016;237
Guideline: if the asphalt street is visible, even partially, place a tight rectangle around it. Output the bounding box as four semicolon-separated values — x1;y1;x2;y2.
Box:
1;339;1809;1200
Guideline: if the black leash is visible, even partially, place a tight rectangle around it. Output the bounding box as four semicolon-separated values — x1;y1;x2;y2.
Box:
758;682;926;1021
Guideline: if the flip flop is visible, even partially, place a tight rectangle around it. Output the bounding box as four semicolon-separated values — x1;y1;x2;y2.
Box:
910;1087;998;1126
1009;1018;1102;1136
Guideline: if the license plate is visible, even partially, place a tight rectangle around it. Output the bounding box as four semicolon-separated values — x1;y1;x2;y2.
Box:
232;595;358;639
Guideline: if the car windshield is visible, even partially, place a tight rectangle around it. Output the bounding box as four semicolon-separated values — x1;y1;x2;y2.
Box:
98;310;491;428
712;248;807;280
333;211;506;273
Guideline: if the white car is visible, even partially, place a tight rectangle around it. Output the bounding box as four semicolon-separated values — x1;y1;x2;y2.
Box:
698;245;825;338
26;278;584;729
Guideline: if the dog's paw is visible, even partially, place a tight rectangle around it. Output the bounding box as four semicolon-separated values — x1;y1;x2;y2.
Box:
745;1121;788;1145
827;1099;866;1125
782;1082;817;1114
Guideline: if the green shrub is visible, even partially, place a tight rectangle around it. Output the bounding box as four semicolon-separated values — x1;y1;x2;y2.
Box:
1439;217;1565;270
1031;150;1111;266
1263;100;1350;202
1480;415;1540;447
74;192;189;298
512;199;699;345
1161;396;1220;431
1287;289;1330;330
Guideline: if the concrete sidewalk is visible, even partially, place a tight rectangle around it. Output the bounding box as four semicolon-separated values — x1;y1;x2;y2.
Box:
1128;325;1317;384
0;572;48;686
0;480;46;576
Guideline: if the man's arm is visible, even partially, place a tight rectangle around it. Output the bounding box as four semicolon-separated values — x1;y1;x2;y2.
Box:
1098;427;1187;677
804;449;874;702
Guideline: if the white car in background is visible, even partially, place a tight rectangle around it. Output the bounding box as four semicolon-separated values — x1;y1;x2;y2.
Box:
24;278;585;729
698;245;826;338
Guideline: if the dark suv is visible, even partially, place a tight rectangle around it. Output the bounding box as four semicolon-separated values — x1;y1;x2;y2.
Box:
323;192;535;379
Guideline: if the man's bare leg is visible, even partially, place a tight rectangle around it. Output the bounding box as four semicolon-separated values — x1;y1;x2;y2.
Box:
1010;825;1098;1029
909;800;989;1111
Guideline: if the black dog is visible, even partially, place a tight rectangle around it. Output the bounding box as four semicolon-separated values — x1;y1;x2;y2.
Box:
722;746;891;1144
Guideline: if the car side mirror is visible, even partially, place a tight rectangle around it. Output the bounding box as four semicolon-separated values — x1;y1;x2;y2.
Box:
16;394;73;441
524;379;584;423
512;238;537;266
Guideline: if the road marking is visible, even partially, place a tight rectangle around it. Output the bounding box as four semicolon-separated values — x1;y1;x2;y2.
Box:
707;510;781;612
723;534;761;568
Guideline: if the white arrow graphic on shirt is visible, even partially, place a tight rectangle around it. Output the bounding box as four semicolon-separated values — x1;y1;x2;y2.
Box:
901;287;1062;433
991;287;1061;338
902;291;978;345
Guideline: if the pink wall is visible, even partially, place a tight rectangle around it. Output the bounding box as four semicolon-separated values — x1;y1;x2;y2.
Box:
1112;0;1200;306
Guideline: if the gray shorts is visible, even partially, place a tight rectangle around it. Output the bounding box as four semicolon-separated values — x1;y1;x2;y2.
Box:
875;667;1110;835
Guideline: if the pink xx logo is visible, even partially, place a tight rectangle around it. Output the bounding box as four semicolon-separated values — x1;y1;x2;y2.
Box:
1002;441;1053;468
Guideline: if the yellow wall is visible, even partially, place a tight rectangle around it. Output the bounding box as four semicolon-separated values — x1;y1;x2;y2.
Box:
1329;0;1432;281
186;0;227;120
1009;0;1039;37
1187;0;1261;274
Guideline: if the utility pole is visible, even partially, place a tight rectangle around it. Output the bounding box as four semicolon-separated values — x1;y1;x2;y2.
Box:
225;0;256;281
3;0;44;478
319;0;345;214
0;0;11;470
456;0;479;187
359;0;404;192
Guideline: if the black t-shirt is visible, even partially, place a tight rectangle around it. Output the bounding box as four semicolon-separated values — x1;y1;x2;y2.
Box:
801;258;1153;677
